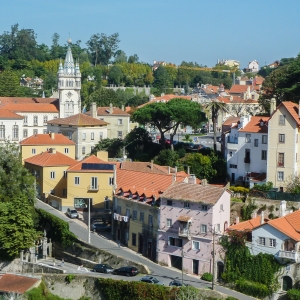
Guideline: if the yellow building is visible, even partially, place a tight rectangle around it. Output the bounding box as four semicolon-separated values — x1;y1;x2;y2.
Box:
20;133;76;163
267;100;300;188
24;148;77;203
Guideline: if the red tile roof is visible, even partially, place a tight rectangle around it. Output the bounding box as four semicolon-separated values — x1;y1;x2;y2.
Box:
239;116;269;133
0;97;57;104
222;116;240;126
0;274;40;294
217;96;258;104
24;150;77;167
0;103;59;112
47;113;109;126
228;215;268;231
0;109;23;119
229;85;260;94
86;107;130;116
20;133;75;145
138;94;191;108
162;182;228;204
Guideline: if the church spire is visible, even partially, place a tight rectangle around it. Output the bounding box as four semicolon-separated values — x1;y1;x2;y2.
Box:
63;38;75;75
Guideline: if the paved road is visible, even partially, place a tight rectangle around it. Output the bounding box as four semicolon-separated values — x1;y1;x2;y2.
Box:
36;200;256;300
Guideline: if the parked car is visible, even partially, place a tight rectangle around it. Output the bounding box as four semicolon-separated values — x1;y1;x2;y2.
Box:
112;266;139;276
140;276;164;285
66;208;79;219
93;264;114;273
92;222;111;232
169;280;188;287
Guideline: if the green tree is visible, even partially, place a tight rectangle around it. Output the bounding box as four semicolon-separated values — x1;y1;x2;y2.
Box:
88;88;118;109
108;65;123;85
0;69;21;96
92;138;123;158
128;54;139;64
153;66;171;93
154;149;179;167
114;50;127;63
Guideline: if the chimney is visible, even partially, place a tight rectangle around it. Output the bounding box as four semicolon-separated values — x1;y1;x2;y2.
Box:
175;166;177;174
187;166;190;175
172;174;176;183
50;132;55;139
270;98;276;115
279;200;287;217
121;104;125;111
50;148;56;154
110;103;113;114
91;102;97;118
168;166;170;174
252;212;257;218
259;119;264;127
260;211;264;225
235;217;239;224
201;179;208;185
150;160;154;170
188;174;196;184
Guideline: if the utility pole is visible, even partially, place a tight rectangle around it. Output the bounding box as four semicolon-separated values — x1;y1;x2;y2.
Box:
212;227;215;290
181;247;184;285
88;198;91;244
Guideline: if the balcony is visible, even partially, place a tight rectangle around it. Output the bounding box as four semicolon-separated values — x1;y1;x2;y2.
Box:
88;185;99;191
279;250;298;262
278;162;284;167
244;157;251;164
178;227;191;239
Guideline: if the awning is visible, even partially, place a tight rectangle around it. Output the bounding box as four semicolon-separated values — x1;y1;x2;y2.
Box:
178;215;192;222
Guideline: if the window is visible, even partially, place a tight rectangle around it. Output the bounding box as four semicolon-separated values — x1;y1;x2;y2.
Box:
279;115;286;125
82;146;86;155
166;219;172;227
167;200;173;206
24;116;28;125
262;135;267;144
269;238;276;247
184;202;190;209
32;148;36;154
91;177;98;190
245;134;251;143
43;129;47;134
50;171;55;179
23;129;28;138
99;132;103;140
117;206;121;214
220;204;224;211
33;129;38;135
126;209;130;217
261;150;267;160
63;189;67;197
117;131;122;139
192;241;200;250
229;164;237;169
63;171;67;178
91;132;94;140
74;176;80;185
33;115;38;125
64;148;69;154
133;210;137;220
216;224;220;232
132;233;136;246
201;205;208;211
109;177;114;185
278;153;284;167
201;224;207;233
82;133;86;141
278;171;284;181
229;151;232;157
168;237;183;247
0;125;5;139
118;119;122;125
148;215;153;226
140;212;144;222
12;125;19;140
254;139;258;147
279;134;285;143
68;132;72;139
258;237;266;246
43;115;48;125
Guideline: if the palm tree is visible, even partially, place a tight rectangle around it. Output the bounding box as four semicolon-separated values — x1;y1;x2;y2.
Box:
206;100;228;151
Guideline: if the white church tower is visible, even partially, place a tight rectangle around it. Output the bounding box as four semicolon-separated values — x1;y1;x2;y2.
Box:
57;38;81;118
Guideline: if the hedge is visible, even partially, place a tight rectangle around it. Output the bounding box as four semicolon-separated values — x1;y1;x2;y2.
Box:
287;289;300;300
235;279;270;299
230;186;249;194
201;272;213;282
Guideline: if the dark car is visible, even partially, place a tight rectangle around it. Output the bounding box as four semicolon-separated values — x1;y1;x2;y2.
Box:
93;264;114;273
112;266;139;277
169;280;188;287
92;222;111;232
66;208;79;219
140;276;164;285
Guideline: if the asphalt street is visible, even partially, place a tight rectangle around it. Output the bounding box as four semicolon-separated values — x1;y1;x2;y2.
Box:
36;200;256;300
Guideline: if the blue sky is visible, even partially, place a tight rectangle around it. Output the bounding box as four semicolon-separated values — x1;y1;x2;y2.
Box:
1;0;300;68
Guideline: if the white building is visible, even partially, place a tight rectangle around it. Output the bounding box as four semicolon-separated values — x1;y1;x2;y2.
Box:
224;115;269;186
248;60;259;73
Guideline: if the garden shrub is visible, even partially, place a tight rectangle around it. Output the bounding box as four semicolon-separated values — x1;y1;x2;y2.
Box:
235;279;270;299
230;186;249;195
201;272;213;282
287;289;300;300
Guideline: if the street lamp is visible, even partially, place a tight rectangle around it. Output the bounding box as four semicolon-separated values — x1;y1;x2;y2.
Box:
88;198;91;244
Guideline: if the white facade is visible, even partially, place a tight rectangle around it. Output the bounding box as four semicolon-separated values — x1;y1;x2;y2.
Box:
225;115;268;184
0;117;24;144
248;60;259;72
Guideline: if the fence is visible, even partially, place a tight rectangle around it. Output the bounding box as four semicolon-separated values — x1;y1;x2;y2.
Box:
250;190;300;202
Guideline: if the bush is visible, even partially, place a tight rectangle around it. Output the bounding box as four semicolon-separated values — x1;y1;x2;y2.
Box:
201;272;213;282
231;197;243;202
235;279;270;298
287;289;300;300
230;186;249;195
65;274;75;284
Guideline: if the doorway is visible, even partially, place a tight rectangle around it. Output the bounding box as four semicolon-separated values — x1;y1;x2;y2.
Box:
171;255;182;270
193;259;199;275
147;241;152;258
231;173;235;183
282;276;293;291
117;229;120;241
217;262;224;280
138;234;143;254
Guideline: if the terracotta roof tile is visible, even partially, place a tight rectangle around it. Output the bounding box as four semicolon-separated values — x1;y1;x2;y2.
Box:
239;116;269;133
0;109;23;119
0;103;59;112
228;216;268;231
162;182;227;204
47;113;109;126
229;85;260;94
0;274;40;294
222;116;240;126
138;94;191;108
24;150;77;167
178;215;192;222
277;101;300;126
217;96;258;104
20;133;75;145
86;107;129;116
0;97;57;104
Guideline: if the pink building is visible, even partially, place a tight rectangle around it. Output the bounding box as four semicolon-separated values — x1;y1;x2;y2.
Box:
157;181;230;277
